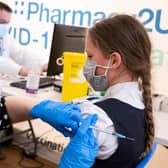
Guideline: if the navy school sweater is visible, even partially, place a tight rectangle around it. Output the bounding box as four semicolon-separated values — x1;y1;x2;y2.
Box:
92;98;145;168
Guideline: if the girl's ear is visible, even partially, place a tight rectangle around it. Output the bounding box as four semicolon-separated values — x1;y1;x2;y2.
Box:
111;52;122;69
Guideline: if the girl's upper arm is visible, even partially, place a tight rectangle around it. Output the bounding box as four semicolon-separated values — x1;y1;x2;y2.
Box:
78;101;118;160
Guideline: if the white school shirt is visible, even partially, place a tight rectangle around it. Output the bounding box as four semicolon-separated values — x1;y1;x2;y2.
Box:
77;82;144;160
0;35;48;75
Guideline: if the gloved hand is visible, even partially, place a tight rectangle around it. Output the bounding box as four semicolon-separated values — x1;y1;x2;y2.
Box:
30;100;82;137
59;114;98;168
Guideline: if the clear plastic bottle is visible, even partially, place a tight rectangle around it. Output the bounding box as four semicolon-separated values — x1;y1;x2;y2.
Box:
26;60;41;94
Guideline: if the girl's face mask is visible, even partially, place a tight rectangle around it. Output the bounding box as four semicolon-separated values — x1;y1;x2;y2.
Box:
0;24;9;37
83;57;112;91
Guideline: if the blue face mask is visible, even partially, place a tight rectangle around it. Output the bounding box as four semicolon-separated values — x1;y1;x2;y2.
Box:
83;58;112;91
0;24;9;37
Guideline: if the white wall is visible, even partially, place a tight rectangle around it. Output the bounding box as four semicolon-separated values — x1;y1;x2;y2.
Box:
4;0;168;95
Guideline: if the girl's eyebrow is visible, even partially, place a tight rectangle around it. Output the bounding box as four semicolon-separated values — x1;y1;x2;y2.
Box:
0;19;8;24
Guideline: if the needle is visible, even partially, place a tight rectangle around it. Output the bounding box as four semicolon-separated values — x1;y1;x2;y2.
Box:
89;126;135;141
65;124;135;141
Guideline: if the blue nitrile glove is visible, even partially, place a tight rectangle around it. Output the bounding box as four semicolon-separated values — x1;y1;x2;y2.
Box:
59;114;98;168
30;100;82;137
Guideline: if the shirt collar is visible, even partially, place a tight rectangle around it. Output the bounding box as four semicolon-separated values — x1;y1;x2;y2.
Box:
102;82;145;109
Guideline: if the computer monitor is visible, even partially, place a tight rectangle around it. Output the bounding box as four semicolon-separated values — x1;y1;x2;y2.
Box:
47;24;87;76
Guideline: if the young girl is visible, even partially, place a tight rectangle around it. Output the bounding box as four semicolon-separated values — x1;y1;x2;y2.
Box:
59;14;154;168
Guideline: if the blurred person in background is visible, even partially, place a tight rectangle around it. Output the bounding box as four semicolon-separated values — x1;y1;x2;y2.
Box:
0;1;48;76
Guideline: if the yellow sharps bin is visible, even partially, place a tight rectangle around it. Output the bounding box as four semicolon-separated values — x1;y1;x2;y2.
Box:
62;52;88;102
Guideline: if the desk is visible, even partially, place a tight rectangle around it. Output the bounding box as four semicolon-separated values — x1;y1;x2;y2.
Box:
1;77;66;164
1;76;61;101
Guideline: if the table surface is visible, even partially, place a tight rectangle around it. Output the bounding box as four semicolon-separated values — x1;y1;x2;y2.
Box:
1;76;61;101
1;76;64;163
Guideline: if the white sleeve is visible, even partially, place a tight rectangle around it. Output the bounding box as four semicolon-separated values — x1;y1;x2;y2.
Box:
78;101;118;160
0;56;21;75
9;36;48;69
0;36;21;75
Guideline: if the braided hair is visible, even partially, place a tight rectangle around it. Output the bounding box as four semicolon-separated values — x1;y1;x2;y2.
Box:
88;14;154;158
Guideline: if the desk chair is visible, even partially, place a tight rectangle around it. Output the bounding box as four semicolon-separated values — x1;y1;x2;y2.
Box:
136;140;157;168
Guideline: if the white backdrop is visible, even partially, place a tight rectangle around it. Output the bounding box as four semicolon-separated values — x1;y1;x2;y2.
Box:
3;0;168;95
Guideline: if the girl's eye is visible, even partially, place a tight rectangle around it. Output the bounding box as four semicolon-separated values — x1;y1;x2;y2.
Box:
87;55;92;58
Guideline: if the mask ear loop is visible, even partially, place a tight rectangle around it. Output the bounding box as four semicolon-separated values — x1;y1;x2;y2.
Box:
94;55;113;76
104;55;113;75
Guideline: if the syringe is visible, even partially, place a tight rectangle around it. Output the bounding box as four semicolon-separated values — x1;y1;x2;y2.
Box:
89;126;135;141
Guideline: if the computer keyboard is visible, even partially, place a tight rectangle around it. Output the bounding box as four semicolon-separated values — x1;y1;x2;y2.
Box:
10;77;57;89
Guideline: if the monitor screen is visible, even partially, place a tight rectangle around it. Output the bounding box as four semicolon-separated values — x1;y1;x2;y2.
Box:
47;24;87;76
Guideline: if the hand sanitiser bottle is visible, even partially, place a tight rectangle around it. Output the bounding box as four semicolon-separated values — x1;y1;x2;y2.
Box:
26;60;41;94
